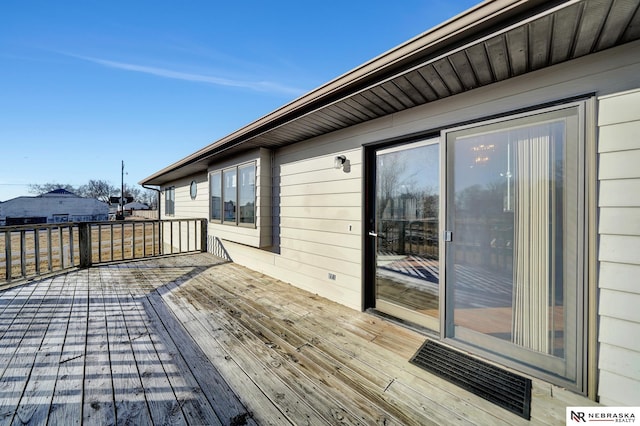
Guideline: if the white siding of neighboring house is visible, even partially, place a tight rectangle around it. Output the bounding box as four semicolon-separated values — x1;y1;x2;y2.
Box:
0;195;108;225
596;88;640;406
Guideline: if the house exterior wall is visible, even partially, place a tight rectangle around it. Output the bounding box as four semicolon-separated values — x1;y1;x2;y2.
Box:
224;143;364;307
163;40;640;404
213;40;640;312
162;175;210;220
596;88;640;406
162;148;272;253
160;173;208;253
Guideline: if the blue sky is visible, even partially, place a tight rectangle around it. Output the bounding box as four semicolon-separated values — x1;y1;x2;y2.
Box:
0;0;478;201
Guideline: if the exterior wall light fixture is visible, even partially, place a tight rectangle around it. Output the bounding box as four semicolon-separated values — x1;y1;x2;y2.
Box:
334;155;347;169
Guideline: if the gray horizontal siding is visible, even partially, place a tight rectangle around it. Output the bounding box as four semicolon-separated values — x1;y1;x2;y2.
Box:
596;88;640;406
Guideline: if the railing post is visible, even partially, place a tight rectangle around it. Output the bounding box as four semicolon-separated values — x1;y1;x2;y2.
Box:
200;219;208;252
34;228;40;276
153;221;158;256
20;230;26;278
5;229;11;281
78;223;92;268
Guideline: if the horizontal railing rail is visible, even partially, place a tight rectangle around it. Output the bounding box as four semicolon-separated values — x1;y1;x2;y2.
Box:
0;218;207;285
378;218;439;257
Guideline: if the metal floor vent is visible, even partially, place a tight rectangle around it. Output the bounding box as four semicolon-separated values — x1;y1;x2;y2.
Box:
410;340;532;420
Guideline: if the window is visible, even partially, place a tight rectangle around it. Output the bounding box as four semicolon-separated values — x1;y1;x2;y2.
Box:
165;186;175;215
444;104;584;388
210;161;256;226
239;163;256;224
190;180;197;200
210;172;222;221
223;168;237;223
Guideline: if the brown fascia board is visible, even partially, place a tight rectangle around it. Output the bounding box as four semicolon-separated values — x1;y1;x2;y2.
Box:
140;0;560;186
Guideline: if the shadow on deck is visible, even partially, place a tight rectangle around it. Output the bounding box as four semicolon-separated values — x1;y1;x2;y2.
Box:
0;253;590;425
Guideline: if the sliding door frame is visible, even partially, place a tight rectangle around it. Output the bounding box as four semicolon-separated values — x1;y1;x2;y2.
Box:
440;100;589;393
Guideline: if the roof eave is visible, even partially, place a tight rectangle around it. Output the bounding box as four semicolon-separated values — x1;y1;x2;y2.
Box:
139;0;568;186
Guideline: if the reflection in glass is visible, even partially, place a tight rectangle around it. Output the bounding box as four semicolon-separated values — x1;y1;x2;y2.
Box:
239;163;256;224
210;172;222;221
223;169;236;222
448;117;570;359
375;141;439;326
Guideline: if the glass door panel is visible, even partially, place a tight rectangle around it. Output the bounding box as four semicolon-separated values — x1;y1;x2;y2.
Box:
374;139;440;330
445;106;582;383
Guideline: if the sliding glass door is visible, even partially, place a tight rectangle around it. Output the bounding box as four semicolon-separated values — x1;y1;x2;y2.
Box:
444;105;584;385
373;138;440;330
366;102;586;389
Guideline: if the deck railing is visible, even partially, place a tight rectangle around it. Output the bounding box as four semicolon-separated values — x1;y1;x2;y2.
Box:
378;219;439;258
0;219;207;284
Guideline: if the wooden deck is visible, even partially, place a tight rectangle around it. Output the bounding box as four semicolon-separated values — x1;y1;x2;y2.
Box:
0;253;592;425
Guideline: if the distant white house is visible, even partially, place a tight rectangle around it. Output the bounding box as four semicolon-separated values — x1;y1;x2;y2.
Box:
123;201;149;211
0;188;109;226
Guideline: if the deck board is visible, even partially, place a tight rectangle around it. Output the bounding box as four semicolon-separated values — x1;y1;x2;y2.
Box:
183;271;379;423
158;271;321;425
193;264;511;425
142;285;246;425
0;253;595;425
0;276;58;424
82;268;117;425
49;270;86;425
191;276;416;424
103;269;154;426
13;275;73;425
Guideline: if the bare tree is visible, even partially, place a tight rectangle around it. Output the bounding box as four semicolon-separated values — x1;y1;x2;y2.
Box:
138;188;158;209
28;183;78;195
122;184;141;202
29;180;158;209
376;153;402;221
77;180;117;203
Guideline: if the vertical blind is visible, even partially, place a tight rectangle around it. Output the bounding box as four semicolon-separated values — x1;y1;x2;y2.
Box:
512;125;554;353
